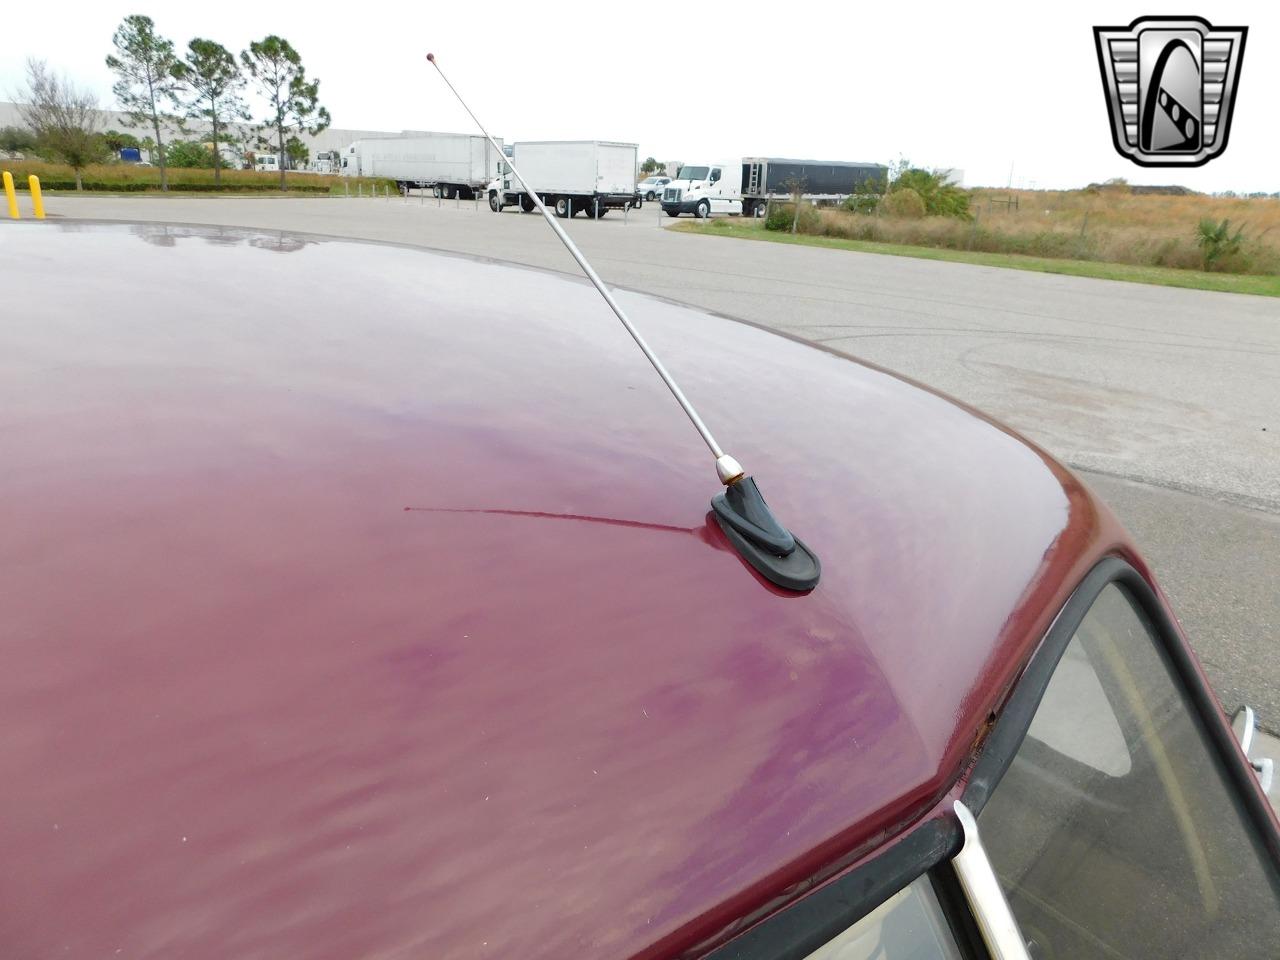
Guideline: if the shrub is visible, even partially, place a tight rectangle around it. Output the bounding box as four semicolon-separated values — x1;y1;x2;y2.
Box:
842;173;885;215
892;168;971;218
763;202;791;230
166;140;217;168
882;188;925;219
764;201;820;233
1;125;37;153
1196;218;1245;270
100;130;141;152
842;192;881;215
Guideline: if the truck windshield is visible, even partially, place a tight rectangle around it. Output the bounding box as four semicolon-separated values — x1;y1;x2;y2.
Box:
677;166;709;181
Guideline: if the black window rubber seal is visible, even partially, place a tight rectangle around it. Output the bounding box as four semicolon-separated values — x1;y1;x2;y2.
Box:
702;816;961;960
701;556;1280;960
961;555;1280;870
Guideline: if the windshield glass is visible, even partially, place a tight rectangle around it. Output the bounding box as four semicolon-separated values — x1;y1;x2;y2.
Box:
677;166;709;181
979;583;1280;958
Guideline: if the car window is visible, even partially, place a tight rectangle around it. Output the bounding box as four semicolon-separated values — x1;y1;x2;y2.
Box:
800;876;962;960
979;583;1280;958
1024;637;1131;776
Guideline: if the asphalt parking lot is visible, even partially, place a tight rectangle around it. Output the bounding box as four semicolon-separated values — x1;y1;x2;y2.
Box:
28;192;1280;728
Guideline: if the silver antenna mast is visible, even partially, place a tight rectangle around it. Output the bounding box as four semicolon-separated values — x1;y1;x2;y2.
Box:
426;53;819;591
426;53;743;487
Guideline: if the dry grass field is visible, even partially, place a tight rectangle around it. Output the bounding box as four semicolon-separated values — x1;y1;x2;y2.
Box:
964;186;1280;273
680;183;1280;293
786;187;1280;276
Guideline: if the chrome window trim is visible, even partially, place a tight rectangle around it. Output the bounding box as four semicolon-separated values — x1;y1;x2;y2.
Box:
951;801;1031;960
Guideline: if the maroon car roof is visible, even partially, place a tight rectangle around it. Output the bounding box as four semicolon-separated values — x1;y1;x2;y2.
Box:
0;222;1128;959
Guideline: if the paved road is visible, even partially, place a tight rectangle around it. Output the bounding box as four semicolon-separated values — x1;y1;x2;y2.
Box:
32;194;1280;723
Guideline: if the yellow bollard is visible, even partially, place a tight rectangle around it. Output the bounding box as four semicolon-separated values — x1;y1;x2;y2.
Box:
28;175;44;219
3;171;19;220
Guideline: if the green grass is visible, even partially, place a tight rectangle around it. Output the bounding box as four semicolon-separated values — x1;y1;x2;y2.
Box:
674;218;1280;298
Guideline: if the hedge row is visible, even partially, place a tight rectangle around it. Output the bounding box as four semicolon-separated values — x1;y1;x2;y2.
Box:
11;180;333;193
2;161;402;194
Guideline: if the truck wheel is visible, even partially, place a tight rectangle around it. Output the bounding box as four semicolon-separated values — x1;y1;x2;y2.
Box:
583;201;600;219
597;208;608;218
489;191;501;212
520;194;536;213
554;197;570;218
666;209;680;218
645;190;656;201
696;199;710;219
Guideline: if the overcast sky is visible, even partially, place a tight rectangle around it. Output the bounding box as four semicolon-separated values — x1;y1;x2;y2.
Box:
2;0;1275;191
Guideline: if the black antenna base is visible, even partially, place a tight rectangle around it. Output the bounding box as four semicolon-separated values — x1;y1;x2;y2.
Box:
711;477;820;592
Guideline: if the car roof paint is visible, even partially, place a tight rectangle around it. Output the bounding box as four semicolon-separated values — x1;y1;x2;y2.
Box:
0;222;1130;958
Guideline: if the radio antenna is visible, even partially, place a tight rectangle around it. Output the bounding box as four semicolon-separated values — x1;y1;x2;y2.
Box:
426;53;820;591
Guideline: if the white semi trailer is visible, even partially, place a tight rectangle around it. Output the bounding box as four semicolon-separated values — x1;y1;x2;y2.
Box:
486;141;641;218
340;133;504;198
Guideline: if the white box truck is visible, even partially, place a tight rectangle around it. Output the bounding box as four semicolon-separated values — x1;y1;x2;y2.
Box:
487;141;641;218
660;158;887;218
340;133;504;198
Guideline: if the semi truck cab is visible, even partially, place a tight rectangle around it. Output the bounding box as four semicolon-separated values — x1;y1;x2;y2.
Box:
660;161;743;218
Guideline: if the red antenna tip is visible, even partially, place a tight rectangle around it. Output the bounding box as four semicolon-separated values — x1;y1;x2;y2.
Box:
426;53;436;63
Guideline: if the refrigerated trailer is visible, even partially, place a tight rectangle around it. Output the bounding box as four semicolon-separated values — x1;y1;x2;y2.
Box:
487;141;640;218
661;157;887;217
340;133;504;198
